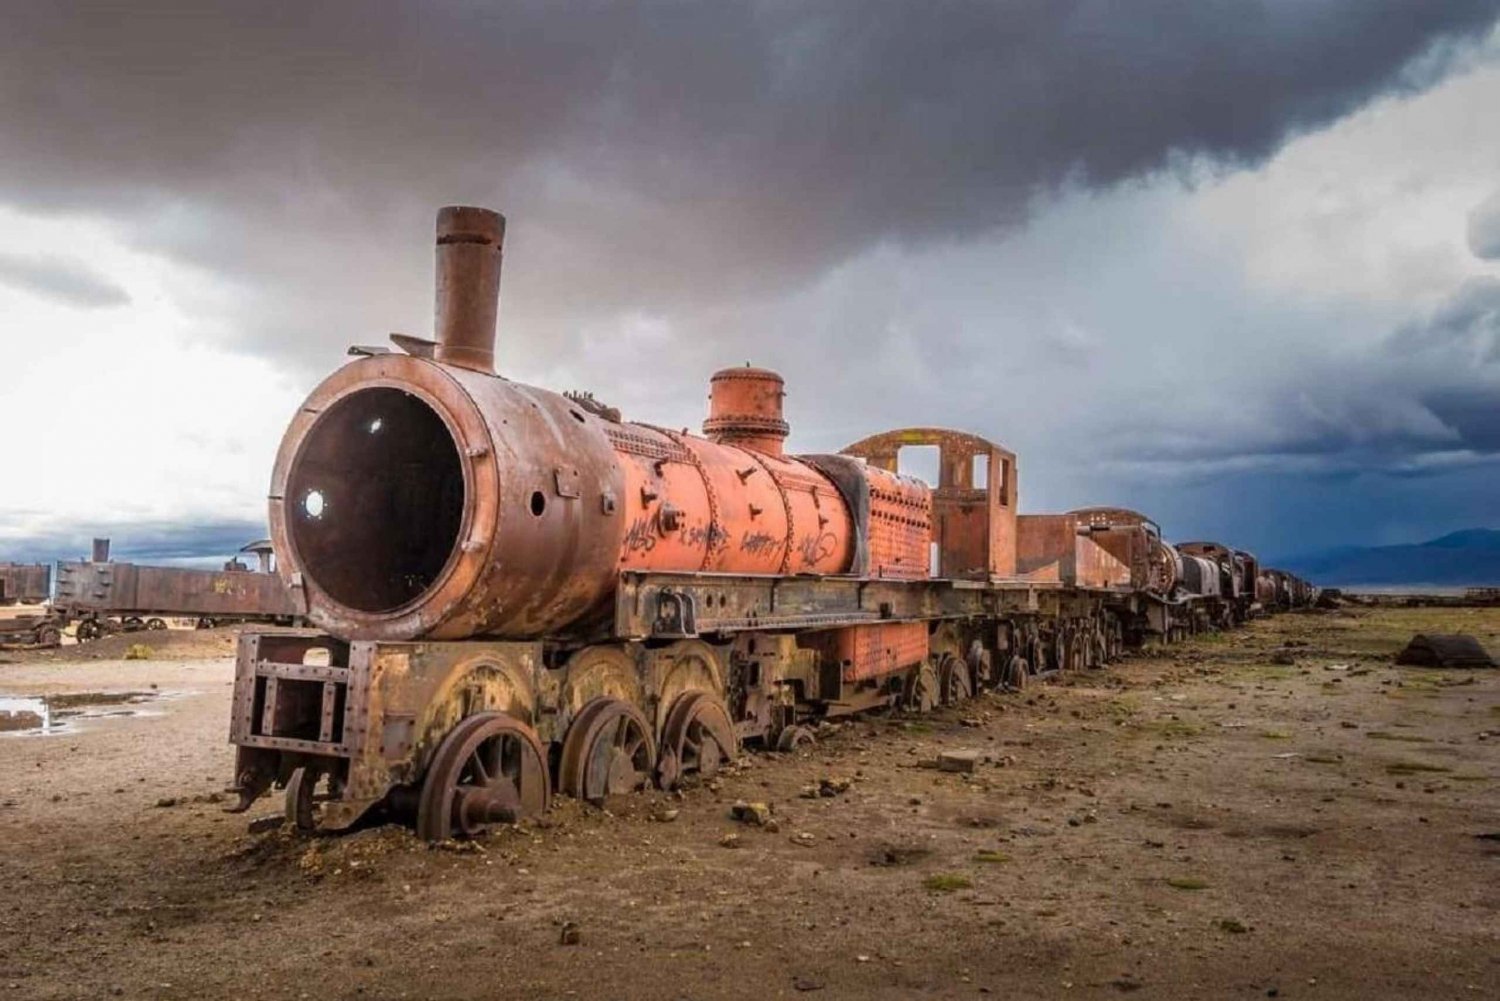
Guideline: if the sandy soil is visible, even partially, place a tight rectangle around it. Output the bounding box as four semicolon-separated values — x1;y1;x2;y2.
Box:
1;606;1497;1001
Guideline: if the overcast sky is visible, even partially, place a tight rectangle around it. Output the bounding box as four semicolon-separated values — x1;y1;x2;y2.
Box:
1;1;1499;565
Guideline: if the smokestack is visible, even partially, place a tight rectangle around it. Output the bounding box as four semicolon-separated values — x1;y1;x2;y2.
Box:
434;206;505;374
703;366;789;457
91;538;110;563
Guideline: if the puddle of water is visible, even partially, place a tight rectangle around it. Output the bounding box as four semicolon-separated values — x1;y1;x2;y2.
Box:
0;691;162;736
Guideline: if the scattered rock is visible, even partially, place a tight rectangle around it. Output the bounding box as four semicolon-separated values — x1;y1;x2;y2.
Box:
789;832;817;847
649;807;680;823
153;797;177;808
730;800;773;826
247;814;286;835
718;832;742;849
792;977;825;992
818;777;851;797
559;921;580;945
937;750;979;774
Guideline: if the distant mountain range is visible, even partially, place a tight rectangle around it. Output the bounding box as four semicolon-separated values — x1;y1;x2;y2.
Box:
1276;529;1500;587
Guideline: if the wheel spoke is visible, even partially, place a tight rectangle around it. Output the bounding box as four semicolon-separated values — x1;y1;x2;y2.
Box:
469;747;491;785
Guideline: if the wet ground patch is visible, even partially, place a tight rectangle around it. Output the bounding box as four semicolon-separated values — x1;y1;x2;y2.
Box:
0;690;164;735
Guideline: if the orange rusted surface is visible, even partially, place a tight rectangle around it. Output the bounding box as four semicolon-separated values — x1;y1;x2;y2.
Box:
842;428;1016;579
703;366;789;457
611;422;854;576
803;621;929;683
867;469;932;579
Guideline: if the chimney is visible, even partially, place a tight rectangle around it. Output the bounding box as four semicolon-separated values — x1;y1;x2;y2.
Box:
91;538;110;563
434;206;505;373
702;366;789;457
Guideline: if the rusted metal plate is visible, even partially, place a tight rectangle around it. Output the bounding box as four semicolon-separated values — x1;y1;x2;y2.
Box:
1016;514;1132;589
802;621;929;683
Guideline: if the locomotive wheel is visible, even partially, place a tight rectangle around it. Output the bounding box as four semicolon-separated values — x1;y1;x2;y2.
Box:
937;654;972;706
557;697;655;805
123;616;144;631
284;765;322;832
35;625;61;648
196;618;217;630
968;643;995;690
904;661;939;713
776;724;815;752
655;691;737;791
1004;656;1029;691
146;618;167;631
75;619;101;642
1090;629;1107;669
416;712;550;842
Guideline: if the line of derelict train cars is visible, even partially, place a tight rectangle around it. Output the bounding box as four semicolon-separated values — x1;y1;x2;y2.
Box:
0;540;299;650
225;207;1316;840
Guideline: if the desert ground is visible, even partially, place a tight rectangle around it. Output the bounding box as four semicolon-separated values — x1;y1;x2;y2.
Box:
1;606;1496;1001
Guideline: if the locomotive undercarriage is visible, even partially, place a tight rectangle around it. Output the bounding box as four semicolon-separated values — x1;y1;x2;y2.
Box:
224;570;1201;841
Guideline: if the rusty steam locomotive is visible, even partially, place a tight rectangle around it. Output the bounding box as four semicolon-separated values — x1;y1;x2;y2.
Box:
226;207;1314;840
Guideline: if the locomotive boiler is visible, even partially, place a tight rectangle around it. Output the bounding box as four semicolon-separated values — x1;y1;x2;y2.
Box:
226;205;1308;841
272;207;931;645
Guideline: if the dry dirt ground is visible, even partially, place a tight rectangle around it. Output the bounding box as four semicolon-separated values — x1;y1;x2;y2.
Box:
2;607;1497;1001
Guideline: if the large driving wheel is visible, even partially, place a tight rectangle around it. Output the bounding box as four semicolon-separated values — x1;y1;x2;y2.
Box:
75;619;102;642
937;654;972;706
416;712;550;842
1004;655;1030;691
557;697;655;805
655;691;736;791
904;660;940;713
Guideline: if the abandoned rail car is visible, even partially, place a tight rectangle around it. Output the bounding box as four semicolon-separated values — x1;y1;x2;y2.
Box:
0;562;50;606
224;206;1310;841
57;539;300;640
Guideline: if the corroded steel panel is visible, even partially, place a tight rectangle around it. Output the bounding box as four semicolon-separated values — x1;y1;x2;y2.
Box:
1017;515;1131;588
866;468;931;580
802;621;928;683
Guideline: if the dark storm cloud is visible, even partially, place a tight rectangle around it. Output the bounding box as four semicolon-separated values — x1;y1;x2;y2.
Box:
0;252;130;309
0;1;1496;366
0;520;267;566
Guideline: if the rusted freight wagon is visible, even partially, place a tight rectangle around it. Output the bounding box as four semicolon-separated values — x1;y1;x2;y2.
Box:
222;206;1300;841
0;562;51;605
56;540;300;640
